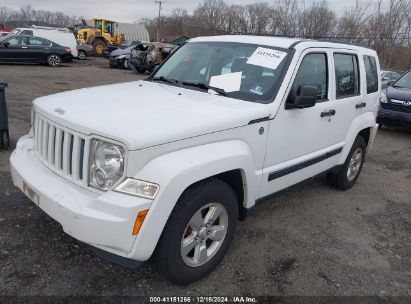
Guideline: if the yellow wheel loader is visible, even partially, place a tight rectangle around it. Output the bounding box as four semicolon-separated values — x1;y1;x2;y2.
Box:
77;18;125;56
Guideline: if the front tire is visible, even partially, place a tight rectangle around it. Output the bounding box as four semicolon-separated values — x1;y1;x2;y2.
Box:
123;58;129;69
47;54;61;67
92;40;106;56
327;135;367;190
78;50;87;60
154;179;238;285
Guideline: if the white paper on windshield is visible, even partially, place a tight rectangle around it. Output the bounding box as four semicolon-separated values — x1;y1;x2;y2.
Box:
209;72;242;93
246;47;287;70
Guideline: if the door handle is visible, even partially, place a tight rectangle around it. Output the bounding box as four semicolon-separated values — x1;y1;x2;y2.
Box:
21;46;28;49
320;109;336;117
355;102;366;109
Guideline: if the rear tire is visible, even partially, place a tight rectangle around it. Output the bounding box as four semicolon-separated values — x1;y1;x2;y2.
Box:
327;135;367;190
154;179;238;285
47;54;61;67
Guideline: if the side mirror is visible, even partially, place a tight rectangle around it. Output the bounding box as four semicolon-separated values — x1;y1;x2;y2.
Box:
2;41;9;47
387;80;395;86
286;85;318;109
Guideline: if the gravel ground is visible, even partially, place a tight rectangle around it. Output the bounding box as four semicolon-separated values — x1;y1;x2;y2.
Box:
0;58;410;297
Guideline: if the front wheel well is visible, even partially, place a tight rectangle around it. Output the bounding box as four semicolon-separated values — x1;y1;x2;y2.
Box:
184;169;247;221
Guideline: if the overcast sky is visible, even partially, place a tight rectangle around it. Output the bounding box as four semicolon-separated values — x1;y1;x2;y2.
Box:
2;0;379;23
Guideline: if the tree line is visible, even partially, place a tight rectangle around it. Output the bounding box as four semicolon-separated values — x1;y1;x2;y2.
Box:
1;1;410;71
0;5;79;28
142;0;411;71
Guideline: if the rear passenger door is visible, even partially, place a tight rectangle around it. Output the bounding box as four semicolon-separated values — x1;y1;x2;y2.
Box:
327;52;363;148
27;37;50;61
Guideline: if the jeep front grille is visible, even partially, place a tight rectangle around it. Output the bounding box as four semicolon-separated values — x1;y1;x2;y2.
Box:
33;112;90;187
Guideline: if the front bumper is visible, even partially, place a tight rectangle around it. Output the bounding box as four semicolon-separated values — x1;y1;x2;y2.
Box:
62;54;74;63
10;135;152;259
377;107;411;130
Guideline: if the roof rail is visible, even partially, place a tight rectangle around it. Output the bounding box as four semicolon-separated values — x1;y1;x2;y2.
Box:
30;25;71;33
315;38;374;50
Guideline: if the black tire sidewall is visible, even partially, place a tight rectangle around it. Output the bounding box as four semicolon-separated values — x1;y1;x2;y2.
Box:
155;180;238;285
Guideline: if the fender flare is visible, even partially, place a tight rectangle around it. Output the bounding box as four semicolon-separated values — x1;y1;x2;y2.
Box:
126;140;257;260
338;111;376;164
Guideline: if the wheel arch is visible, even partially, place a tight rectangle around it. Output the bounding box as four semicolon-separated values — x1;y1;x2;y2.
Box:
127;140;256;261
338;112;378;164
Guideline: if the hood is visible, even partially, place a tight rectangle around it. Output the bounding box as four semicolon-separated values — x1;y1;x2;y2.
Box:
386;85;411;102
110;46;133;57
33;81;269;150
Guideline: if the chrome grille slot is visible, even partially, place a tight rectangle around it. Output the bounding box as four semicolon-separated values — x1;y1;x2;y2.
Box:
34;112;90;187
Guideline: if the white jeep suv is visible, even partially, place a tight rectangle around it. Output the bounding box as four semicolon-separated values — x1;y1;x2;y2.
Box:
10;35;380;284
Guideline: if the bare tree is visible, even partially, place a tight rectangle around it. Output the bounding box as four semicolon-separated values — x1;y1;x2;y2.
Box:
299;0;336;38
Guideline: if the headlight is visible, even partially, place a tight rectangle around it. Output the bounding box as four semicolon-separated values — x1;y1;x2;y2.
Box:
380;92;388;103
115;178;159;199
89;139;125;190
116;55;126;59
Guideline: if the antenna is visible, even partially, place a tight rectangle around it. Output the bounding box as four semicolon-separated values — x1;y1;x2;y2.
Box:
155;1;166;42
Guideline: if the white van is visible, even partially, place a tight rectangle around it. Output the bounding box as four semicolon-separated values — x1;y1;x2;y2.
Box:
11;35;380;284
11;26;78;58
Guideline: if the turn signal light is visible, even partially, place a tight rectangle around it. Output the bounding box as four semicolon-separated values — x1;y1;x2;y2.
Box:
132;209;149;235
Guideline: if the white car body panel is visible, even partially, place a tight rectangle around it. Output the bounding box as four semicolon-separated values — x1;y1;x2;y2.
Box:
10;36;380;262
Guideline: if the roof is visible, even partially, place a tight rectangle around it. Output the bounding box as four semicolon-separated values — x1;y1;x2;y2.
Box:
189;35;375;52
191;35;303;49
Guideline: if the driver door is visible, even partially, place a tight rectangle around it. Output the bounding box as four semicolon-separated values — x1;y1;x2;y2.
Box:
259;49;338;198
0;36;27;61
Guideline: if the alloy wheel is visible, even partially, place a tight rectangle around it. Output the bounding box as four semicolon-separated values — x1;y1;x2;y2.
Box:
347;148;363;181
181;203;228;267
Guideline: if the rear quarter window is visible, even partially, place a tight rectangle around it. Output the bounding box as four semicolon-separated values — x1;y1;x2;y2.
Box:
363;55;378;93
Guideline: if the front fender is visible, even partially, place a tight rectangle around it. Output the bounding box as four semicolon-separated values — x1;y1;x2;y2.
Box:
338;111;377;164
126;140;256;261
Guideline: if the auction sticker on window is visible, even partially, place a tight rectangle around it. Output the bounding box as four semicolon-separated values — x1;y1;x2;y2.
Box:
246;47;287;70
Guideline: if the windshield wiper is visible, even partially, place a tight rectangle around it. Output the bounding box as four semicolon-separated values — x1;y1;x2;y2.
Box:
182;81;228;97
152;76;179;85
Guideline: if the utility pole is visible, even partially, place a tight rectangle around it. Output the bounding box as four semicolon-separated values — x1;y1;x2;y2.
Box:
155;1;166;42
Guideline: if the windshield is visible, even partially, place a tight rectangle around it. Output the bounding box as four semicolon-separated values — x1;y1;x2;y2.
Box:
393;71;411;89
152;42;291;102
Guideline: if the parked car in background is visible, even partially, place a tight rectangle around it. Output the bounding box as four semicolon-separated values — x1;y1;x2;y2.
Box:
76;40;94;60
381;69;401;90
378;69;411;130
0;35;73;67
129;42;175;73
104;40;141;58
11;26;78;58
0;32;9;37
108;44;140;69
11;36;380;284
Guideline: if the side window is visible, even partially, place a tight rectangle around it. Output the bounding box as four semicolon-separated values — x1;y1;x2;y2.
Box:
290;53;328;101
6;37;22;46
383;72;392;80
104;22;112;34
334;53;360;98
363;55;378;94
392;72;400;80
